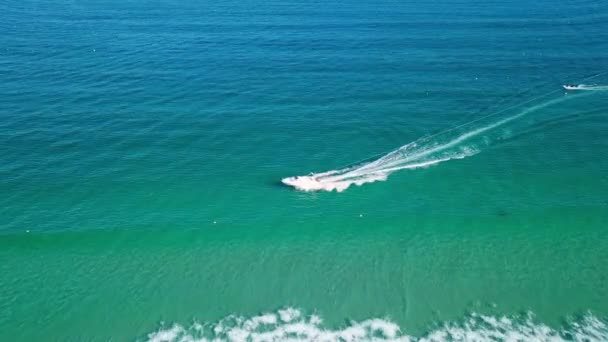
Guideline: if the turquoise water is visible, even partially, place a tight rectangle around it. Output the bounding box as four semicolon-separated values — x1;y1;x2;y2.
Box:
1;0;608;340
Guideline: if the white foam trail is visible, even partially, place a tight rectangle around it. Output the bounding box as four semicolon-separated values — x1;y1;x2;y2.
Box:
143;307;608;342
283;93;577;192
576;84;608;91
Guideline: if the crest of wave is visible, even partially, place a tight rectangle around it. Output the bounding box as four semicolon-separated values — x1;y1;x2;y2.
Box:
144;307;607;342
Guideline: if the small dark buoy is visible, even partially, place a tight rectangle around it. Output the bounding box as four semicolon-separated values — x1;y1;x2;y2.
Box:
496;209;508;217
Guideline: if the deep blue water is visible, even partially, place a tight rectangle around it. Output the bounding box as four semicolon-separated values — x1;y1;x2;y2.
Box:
2;0;607;232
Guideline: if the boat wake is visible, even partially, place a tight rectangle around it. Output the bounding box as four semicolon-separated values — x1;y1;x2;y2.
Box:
282;92;583;192
564;84;608;91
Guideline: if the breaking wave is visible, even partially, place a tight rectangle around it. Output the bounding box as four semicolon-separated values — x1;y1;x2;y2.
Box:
143;307;608;342
282;93;578;192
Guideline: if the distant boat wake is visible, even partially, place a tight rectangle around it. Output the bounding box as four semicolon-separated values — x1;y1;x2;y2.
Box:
564;84;608;91
282;89;598;192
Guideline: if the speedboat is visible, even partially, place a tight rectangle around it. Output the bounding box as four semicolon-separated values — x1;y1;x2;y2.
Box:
563;84;580;90
281;175;320;188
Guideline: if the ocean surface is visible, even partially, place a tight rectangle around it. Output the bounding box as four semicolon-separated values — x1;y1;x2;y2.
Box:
1;0;608;340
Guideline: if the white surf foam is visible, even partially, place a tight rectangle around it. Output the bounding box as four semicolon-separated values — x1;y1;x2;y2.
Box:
283;93;576;192
143;307;608;342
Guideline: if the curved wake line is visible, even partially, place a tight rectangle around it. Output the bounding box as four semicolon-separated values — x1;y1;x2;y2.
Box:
283;92;584;192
